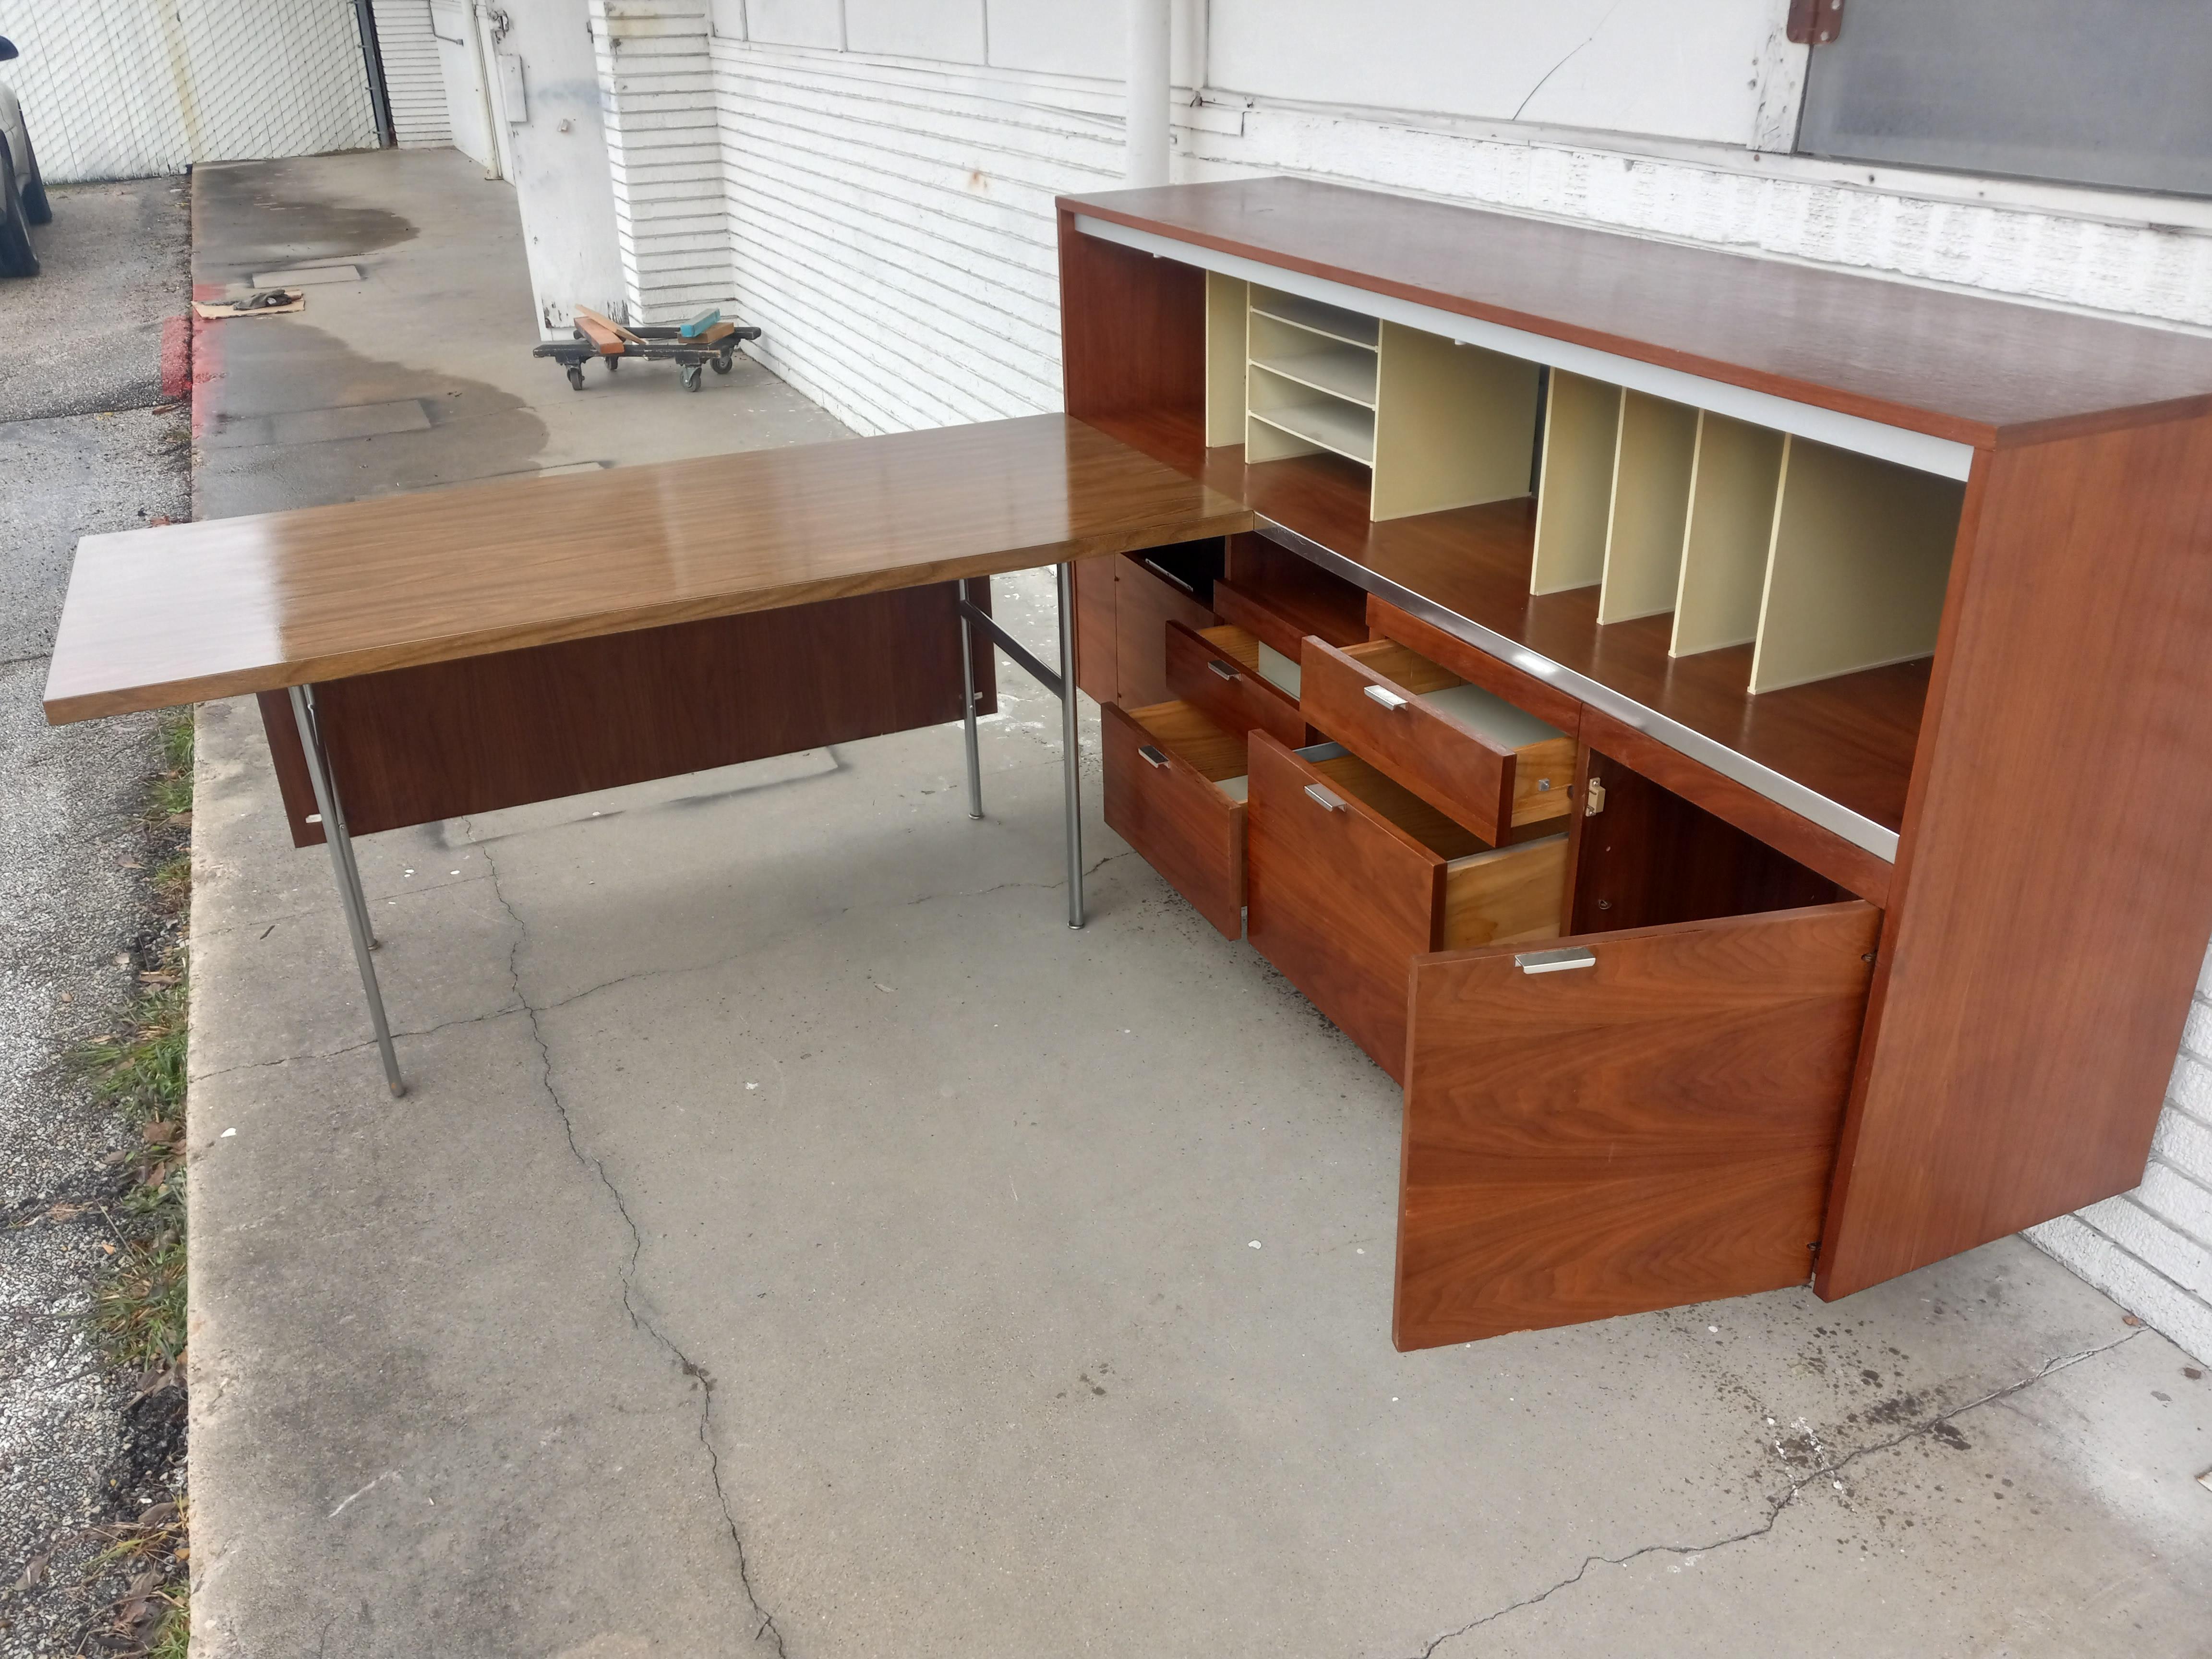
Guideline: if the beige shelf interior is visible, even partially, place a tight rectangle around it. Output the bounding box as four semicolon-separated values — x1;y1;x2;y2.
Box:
1597;390;1698;625
1204;271;1249;449
1530;369;1620;594
1671;411;1786;657
1248;363;1377;466
1249;287;1382;349
1749;436;1966;694
1250;311;1377;406
1370;323;1539;523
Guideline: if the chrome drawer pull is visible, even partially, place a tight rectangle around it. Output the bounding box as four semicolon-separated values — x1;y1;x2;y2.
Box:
1304;783;1347;812
1516;946;1596;975
1207;659;1241;681
1363;684;1410;711
1139;745;1170;770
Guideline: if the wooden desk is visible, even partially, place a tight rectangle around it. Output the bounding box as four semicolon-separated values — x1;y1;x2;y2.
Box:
45;413;1250;1097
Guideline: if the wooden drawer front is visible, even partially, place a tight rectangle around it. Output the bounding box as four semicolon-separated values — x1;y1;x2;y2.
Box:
1245;733;1452;1081
1102;700;1249;939
1301;637;1575;843
1165;621;1307;749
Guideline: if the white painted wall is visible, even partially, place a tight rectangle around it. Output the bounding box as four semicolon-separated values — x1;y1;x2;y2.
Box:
489;0;627;335
0;0;381;183
501;0;2212;1359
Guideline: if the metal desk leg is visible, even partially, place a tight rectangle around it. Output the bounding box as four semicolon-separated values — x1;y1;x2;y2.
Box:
288;684;406;1098
957;577;984;820
1058;561;1085;930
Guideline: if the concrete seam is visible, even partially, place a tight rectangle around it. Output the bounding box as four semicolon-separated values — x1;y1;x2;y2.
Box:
1406;1328;2146;1658
465;818;790;1659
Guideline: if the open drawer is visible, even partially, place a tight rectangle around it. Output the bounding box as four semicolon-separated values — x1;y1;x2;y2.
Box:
1164;620;1309;749
1102;699;1252;939
1244;731;1568;1081
1301;636;1576;843
1395;900;1880;1350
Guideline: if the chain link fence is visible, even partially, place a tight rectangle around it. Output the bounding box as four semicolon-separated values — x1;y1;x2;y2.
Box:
0;0;382;183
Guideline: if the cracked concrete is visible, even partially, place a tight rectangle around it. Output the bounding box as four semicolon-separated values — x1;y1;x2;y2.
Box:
180;149;2212;1657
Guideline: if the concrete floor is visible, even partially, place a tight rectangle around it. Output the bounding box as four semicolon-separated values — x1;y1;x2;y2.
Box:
182;151;2212;1658
0;176;193;1658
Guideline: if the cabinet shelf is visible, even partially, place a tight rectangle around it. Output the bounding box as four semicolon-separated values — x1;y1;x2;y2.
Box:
1248;382;1378;468
1250;289;1381;350
1249;338;1379;407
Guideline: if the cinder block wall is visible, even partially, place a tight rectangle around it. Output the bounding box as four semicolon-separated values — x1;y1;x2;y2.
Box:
679;7;2212;1361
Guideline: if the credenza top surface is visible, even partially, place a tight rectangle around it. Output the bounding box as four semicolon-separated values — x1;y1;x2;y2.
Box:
43;413;1251;724
1063;177;2212;447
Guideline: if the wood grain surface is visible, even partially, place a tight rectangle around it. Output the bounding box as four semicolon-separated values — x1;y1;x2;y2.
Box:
1395;902;1880;1349
1570;741;1847;934
1113;553;1217;709
1164;621;1309;749
44;414;1250;723
1101;700;1249;938
1065;178;2212;446
1818;412;2212;1297
1244;732;1448;1082
1300;637;1521;843
257;584;991;845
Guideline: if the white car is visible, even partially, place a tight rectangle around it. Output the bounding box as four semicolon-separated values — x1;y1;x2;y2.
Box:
0;34;52;278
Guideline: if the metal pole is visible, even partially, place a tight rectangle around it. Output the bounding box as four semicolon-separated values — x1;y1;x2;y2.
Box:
353;0;397;150
957;577;984;820
1057;562;1085;929
289;685;405;1098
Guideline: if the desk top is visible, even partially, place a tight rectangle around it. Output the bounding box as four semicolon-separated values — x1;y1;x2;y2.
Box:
44;414;1250;723
1065;178;2212;446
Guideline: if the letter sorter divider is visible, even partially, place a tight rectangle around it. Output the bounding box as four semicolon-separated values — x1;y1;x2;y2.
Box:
1596;390;1699;624
1529;369;1620;594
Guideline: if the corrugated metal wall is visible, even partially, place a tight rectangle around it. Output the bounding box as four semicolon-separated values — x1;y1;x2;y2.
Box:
370;0;453;148
0;0;380;184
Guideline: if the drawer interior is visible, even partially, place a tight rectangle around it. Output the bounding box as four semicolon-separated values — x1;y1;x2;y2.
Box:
1442;833;1569;949
1130;698;1251;797
1344;638;1564;752
1196;623;1302;699
1295;741;1490;860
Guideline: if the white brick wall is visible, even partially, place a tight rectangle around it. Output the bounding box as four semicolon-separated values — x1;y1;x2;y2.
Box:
687;27;2212;1363
370;0;453;148
2028;947;2212;1364
590;0;734;325
710;42;1121;433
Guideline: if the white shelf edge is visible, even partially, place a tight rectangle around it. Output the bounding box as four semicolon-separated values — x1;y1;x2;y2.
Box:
1249;404;1376;468
1249;302;1381;353
1074;213;1976;483
1248;350;1378;409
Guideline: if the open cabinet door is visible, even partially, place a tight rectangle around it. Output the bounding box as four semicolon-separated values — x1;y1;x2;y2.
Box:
1394;901;1879;1350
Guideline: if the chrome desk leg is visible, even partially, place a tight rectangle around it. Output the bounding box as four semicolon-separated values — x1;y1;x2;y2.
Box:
957;577;984;820
1057;561;1085;930
289;684;405;1098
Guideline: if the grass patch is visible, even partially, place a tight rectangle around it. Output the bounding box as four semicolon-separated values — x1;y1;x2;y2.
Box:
148;706;194;824
90;1227;187;1374
77;974;188;1128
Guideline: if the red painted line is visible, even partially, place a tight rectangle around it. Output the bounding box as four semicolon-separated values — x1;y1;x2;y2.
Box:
159;314;192;402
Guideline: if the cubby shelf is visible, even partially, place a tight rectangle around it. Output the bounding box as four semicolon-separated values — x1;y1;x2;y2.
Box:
1249;395;1377;467
1249;290;1380;349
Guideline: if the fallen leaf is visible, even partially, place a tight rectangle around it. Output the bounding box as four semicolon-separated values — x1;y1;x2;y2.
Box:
138;1501;177;1527
142;1120;177;1144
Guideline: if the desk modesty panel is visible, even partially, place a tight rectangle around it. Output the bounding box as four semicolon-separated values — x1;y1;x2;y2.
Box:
41;414;1251;723
1055;178;2212;1333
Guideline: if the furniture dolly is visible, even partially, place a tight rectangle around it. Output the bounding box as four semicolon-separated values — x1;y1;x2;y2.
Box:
43;175;2212;1351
